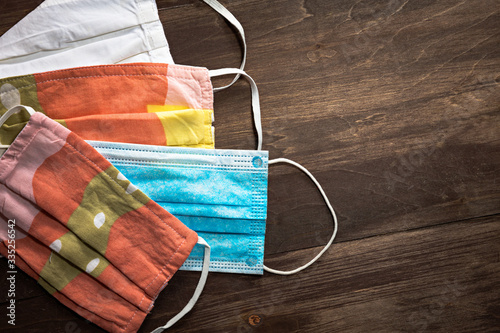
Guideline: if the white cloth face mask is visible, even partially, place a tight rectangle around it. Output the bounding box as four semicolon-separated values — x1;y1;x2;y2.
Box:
0;0;173;79
0;0;247;90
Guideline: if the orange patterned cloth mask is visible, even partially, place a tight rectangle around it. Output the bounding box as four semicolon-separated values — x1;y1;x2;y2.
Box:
0;63;214;148
0;106;211;333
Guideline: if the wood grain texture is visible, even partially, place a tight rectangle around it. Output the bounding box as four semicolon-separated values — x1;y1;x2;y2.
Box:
0;0;499;332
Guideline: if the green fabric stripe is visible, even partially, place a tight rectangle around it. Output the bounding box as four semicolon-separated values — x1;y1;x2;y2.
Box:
39;252;81;292
54;233;109;278
66;166;146;256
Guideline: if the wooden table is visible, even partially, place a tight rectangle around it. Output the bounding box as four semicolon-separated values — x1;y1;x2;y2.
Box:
1;1;499;332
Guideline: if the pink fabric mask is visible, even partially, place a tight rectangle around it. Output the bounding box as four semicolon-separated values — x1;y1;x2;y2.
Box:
0;106;210;333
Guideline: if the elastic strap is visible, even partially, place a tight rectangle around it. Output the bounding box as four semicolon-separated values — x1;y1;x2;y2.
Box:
208;68;262;151
0;105;36;149
203;0;246;91
151;236;211;332
264;158;339;275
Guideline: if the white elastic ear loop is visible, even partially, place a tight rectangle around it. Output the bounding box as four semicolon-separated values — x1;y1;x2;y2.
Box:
209;68;262;151
203;0;246;91
263;158;339;275
0;105;37;149
151;237;211;333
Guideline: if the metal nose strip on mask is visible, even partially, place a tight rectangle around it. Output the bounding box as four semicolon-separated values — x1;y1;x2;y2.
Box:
208;68;262;151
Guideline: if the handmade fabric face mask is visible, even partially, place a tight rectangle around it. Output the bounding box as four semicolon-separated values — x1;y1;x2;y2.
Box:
0;0;247;90
0;63;214;148
0;0;173;79
0;106;210;332
90;70;339;276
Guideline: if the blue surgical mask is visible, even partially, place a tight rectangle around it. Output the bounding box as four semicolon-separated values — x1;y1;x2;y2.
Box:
89;69;338;276
89;141;268;274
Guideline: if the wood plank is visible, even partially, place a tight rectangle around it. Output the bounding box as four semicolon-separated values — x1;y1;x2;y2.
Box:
0;0;499;332
145;215;500;333
1;215;498;332
0;0;42;36
160;0;500;254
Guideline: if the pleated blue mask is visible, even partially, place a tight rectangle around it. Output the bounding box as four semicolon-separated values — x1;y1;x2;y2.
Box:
89;141;268;274
90;69;339;276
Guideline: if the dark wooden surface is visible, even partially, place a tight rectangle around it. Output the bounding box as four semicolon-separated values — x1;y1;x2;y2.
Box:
1;0;499;332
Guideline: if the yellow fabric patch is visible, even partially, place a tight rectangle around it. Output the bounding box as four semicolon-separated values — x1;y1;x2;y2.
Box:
147;104;191;112
155;109;214;148
179;142;215;149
